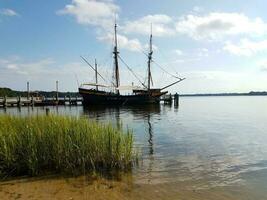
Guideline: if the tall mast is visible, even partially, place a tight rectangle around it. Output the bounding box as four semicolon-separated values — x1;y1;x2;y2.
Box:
95;58;98;91
113;22;120;94
147;24;153;91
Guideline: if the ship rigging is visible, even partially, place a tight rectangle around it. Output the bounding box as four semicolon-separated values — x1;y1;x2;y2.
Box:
79;22;185;105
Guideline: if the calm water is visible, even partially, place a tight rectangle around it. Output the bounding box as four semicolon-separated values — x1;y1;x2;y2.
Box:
1;96;267;198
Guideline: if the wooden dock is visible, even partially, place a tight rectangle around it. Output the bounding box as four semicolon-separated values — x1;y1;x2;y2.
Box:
1;94;178;107
0;96;82;107
160;93;179;105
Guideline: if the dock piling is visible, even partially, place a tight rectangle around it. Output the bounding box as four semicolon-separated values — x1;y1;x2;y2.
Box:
68;96;71;105
75;96;78;105
27;82;30;100
169;93;172;104
56;81;59;102
17;96;22;107
174;93;179;107
45;108;50;115
31;96;34;106
3;96;7;107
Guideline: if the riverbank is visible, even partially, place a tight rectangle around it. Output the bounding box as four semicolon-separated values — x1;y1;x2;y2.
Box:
0;174;259;200
0;115;136;178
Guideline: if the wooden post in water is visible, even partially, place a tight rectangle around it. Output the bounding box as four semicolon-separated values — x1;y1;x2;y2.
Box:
45;108;50;115
17;96;21;107
75;96;78;105
174;93;179;107
169;93;172;104
31;96;34;106
68;96;71;105
56;80;59;102
27;81;30;100
3;96;7;107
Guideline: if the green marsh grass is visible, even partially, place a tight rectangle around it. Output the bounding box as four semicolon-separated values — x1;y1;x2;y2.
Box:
0;114;137;177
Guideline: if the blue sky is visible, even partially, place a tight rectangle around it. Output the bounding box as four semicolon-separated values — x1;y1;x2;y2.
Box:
1;0;267;93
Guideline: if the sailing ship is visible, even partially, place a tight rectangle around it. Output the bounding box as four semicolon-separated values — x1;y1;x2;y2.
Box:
79;23;185;105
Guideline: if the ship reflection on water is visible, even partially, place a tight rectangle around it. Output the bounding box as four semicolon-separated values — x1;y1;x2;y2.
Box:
82;104;167;184
82;104;160;155
82;105;160;154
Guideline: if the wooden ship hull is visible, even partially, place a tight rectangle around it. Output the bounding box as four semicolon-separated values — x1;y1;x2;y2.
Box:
79;88;167;105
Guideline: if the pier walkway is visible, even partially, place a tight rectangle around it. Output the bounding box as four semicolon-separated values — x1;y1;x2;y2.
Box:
0;96;82;107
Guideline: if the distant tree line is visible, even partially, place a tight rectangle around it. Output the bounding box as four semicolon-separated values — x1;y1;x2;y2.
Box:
181;91;267;96
1;87;267;98
0;87;80;98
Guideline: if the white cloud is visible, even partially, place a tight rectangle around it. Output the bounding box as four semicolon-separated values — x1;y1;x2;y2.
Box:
179;70;267;93
97;33;142;52
123;14;175;37
0;8;18;16
0;58;56;76
197;48;209;57
192;6;204;13
224;39;267;56
168;59;185;64
0;57;94;91
261;66;267;72
57;0;119;29
6;64;18;70
258;60;267;72
0;59;9;65
176;12;267;40
116;34;142;52
58;0;147;52
0;56;155;92
174;49;183;56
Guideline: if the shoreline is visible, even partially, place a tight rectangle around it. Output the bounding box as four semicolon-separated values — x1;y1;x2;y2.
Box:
0;174;258;200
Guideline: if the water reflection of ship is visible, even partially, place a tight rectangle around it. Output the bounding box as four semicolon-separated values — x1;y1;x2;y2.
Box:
82;105;158;173
147;114;153;155
82;104;159;155
82;104;160;120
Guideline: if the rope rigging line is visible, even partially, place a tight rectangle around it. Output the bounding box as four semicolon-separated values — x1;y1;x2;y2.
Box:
118;55;147;88
80;56;108;83
134;46;155;87
137;46;149;57
152;59;182;80
135;45;182;80
80;56;117;88
152;41;184;80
